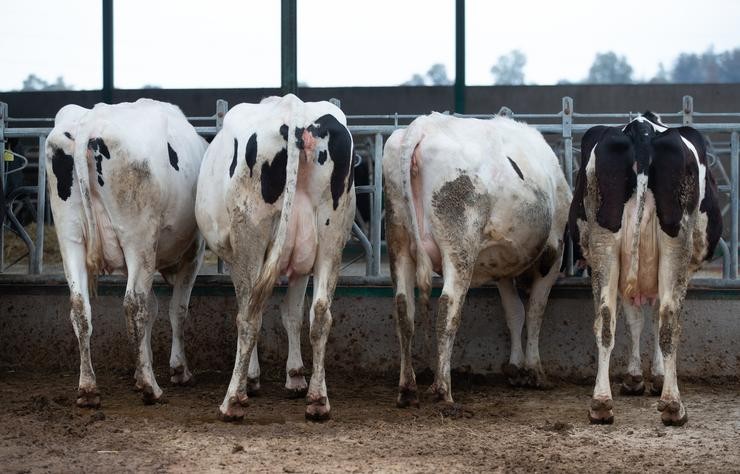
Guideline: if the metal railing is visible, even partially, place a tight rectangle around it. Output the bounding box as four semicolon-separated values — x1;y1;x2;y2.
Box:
1;96;738;282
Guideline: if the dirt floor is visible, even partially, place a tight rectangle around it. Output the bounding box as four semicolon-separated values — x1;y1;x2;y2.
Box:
0;369;738;473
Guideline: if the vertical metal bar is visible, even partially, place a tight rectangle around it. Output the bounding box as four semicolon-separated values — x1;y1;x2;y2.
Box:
454;0;466;113
216;99;228;275
682;95;693;126
718;238;731;280
216;99;228;129
0;102;6;273
102;0;114;103
731;131;739;279
281;0;297;95
0;102;7;193
33;135;47;274
562;97;574;276
372;133;383;276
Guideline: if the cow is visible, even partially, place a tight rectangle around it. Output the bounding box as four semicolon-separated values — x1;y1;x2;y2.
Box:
383;113;572;407
568;112;722;426
195;94;355;422
45;99;207;407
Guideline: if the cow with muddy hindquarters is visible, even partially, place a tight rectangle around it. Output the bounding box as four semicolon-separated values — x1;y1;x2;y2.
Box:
195;94;355;421
569;112;722;426
45;99;208;407
383;113;572;407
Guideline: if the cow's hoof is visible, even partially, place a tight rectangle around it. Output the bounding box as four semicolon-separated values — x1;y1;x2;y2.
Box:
141;385;165;405
505;365;552;389
588;398;614;425
76;388;101;409
620;374;645;396
246;377;261;397
305;395;331;422
170;365;194;386
428;383;450;403
650;375;664;395
657;399;688;427
218;394;248;422
396;386;420;408
527;369;554;390
502;363;523;386
285;369;308;398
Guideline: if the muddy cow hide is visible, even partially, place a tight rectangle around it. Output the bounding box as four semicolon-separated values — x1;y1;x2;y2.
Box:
195;94;356;422
383;113;572;408
568;111;721;426
45;99;208;408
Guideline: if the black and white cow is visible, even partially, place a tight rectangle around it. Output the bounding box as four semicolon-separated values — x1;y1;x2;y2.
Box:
195;94;355;421
383;113;572;406
46;99;207;407
569;112;722;426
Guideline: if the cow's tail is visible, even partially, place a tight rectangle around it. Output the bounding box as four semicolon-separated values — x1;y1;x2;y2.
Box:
72;128;101;297
399;119;433;309
624;172;648;298
249;103;302;315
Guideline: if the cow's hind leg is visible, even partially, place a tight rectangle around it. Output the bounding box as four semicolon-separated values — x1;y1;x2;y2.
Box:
123;257;163;405
390;247;418;408
655;231;692;426
246;345;261;396
219;230;270;422
282;274;309;398
62;242;99;408
519;242;563;389
304;196;354;422
161;236;204;386
587;228;620;424
430;255;474;404
620;303;645;395
497;278;525;385
649;302;665;395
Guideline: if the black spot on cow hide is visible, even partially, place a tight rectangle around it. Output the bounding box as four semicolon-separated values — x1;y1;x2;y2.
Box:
649;128;699;238
594;129;636;232
88;138;111;186
51;147;74;201
306;114;353;210
167;142;179;171
318;150;328;165
245;133;257;176
229;138;238;178
261;148;288;204
507;157;524;180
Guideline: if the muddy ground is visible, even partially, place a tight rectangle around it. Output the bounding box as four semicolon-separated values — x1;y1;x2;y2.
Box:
1;369;738;473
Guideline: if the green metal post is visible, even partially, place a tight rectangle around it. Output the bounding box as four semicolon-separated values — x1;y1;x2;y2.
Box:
281;0;297;95
454;0;465;113
102;0;114;103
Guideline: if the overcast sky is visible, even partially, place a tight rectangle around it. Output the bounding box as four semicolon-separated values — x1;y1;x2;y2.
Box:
1;0;739;91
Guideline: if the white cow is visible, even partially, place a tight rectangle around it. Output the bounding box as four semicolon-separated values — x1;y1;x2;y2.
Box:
46;99;207;407
383;113;571;406
195;94;355;421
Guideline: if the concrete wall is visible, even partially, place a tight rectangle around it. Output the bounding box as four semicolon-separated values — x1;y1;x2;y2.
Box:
2;83;739;120
1;278;737;381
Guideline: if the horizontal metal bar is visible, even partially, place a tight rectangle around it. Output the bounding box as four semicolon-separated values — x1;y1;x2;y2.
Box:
4;128;52;137
354;185;375;194
7;117;55;122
